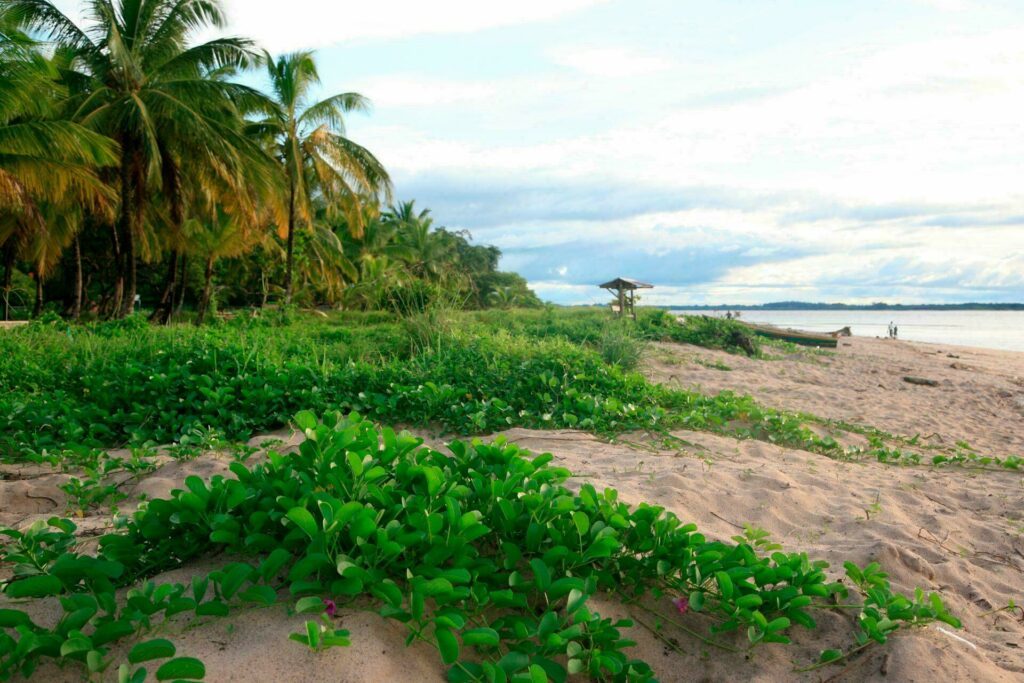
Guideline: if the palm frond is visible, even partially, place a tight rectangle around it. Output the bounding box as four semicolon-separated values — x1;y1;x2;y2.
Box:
298;92;371;132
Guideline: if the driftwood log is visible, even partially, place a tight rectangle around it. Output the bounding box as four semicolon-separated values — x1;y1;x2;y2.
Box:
904;376;939;387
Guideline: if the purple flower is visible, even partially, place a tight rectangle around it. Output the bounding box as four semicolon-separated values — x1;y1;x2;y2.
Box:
323;598;337;617
672;596;689;615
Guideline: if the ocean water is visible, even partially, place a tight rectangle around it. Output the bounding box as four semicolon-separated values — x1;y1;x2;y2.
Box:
670;309;1024;353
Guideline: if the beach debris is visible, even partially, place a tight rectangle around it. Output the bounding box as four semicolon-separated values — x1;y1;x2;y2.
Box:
904;376;939;387
729;330;757;356
829;326;852;338
947;353;961;359
950;362;972;370
934;625;978;650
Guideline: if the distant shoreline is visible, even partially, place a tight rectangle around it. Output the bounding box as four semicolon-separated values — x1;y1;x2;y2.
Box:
659;303;1024;311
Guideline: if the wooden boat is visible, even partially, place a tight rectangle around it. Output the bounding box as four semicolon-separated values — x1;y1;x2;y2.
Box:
742;322;838;348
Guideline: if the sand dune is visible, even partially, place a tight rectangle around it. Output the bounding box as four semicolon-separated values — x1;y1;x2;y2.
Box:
2;337;1022;681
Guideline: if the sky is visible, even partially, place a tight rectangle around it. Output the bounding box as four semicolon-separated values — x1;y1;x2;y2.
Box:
55;0;1024;305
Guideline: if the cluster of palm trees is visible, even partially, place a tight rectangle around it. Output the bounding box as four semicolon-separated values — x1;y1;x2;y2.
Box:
1;0;531;323
321;200;538;312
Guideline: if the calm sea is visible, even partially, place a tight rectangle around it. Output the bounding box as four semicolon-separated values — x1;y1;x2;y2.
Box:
670;309;1024;353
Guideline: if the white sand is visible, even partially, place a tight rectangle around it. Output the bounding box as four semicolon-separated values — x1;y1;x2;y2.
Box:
3;336;1022;681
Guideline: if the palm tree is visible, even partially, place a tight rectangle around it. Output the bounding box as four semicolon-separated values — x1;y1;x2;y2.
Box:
0;26;116;320
386;200;451;280
188;207;262;325
251;50;391;303
10;0;271;317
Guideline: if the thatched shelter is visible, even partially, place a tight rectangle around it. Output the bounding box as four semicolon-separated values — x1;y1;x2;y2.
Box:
599;277;653;320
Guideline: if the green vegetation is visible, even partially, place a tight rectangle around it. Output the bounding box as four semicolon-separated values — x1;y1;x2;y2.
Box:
464;308;759;356
0;413;960;682
0;310;818;457
4;308;1014;473
2;307;1001;680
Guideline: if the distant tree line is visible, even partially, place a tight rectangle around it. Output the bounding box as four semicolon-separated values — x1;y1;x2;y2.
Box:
659;302;1024;311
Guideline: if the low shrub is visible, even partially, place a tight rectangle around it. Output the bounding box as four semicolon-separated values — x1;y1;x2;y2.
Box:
596;322;646;370
0;413;959;681
637;310;758;356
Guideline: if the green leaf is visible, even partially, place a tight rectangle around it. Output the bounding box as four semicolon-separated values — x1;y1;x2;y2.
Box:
155;657;205;681
218;563;253;600
571;512;590;537
286;507;319;539
498;651;531;674
736;594;763;609
60;636;92;657
819;649;843;663
259;548;293;582
715;571;734;600
529;559;551;591
6;575;62;599
371;580;402;608
565;589;588;615
129;639;176;664
435;626;459;664
238;585;277;606
295;596;326;614
0;609;32;627
462;628;500;647
195;600;229;617
305;620;320;649
294;411;318;431
421;466;443;497
87;650;104;673
529;664;548;683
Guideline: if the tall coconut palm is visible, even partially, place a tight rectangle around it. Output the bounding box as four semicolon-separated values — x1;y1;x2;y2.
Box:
9;0;273;317
0;29;116;320
251;50;391;303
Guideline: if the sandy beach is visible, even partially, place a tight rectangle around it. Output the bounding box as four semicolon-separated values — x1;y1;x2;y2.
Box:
3;335;1022;681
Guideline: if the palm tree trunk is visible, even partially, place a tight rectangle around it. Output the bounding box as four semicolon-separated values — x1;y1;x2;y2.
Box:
284;182;296;305
150;250;178;324
120;210;138;318
71;236;83;321
111;144;132;318
117;149;141;319
32;271;43;318
174;253;188;314
2;246;13;322
109;222;123;318
195;255;215;326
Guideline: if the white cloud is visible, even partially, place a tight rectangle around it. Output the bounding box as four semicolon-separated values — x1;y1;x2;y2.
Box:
352;77;498;108
909;0;974;11
50;0;608;52
551;46;674;77
225;0;608;52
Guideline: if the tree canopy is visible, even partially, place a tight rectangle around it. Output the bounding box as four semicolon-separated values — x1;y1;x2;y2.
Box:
0;0;539;322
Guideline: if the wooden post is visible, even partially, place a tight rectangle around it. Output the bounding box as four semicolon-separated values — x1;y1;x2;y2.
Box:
617;288;625;317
